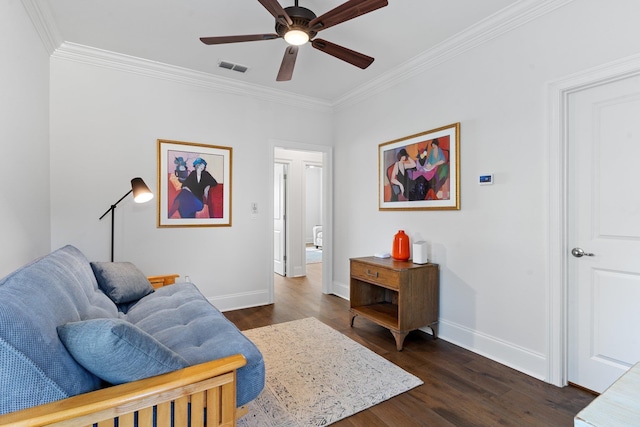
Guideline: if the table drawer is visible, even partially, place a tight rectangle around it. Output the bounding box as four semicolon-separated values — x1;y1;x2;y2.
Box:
351;261;400;289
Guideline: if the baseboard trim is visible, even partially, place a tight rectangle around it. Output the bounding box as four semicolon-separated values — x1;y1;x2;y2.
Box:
331;280;349;300
211;290;271;312
437;319;547;381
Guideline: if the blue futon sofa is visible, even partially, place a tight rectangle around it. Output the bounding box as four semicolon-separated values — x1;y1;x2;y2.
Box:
0;245;264;423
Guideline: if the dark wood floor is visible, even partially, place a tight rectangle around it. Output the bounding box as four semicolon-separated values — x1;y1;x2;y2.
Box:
224;262;595;427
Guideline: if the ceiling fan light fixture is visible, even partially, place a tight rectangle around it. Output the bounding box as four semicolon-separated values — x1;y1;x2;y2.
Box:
284;29;309;45
200;0;389;81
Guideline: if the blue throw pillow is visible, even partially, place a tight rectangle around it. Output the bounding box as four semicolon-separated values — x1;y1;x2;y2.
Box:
91;262;154;304
57;319;188;385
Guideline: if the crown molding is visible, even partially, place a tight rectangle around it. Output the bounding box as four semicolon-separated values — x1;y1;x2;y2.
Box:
51;42;332;113
20;0;62;54
22;0;330;111
26;0;573;112
333;0;575;110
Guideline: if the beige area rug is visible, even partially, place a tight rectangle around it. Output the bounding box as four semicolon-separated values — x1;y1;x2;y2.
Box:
237;317;423;427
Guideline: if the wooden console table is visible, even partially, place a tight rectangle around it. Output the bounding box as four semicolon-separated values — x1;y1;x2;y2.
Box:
349;257;439;351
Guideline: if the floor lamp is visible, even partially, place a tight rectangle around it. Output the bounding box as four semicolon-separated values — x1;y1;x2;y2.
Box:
99;177;154;262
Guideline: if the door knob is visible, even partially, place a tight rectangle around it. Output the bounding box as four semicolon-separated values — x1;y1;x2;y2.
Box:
571;247;594;258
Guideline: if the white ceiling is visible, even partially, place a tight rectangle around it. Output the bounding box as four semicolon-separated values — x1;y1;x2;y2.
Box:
33;0;522;102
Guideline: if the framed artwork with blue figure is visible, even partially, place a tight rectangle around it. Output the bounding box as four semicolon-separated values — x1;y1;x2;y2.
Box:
157;139;232;227
379;123;460;210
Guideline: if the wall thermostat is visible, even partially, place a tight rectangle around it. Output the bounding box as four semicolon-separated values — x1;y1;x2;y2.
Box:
479;174;494;185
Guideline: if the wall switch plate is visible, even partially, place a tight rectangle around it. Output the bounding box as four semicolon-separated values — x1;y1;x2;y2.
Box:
479;174;494;185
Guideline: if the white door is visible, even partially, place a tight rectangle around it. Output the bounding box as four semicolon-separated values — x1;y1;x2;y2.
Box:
274;162;287;276
568;73;640;393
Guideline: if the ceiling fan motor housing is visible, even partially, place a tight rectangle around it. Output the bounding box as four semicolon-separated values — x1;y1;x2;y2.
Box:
276;6;318;40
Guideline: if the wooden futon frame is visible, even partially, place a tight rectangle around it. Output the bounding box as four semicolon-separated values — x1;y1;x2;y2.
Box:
0;354;247;427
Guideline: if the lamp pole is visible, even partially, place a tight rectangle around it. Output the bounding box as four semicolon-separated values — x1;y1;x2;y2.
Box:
99;189;133;262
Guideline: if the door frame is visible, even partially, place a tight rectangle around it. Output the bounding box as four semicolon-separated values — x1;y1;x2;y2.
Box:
547;53;640;387
273;161;289;276
266;139;333;303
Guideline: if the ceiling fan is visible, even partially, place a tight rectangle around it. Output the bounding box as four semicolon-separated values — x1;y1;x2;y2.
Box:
200;0;388;81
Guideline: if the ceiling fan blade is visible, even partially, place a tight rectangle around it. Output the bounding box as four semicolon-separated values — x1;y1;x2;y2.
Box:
257;0;293;26
276;45;299;81
309;0;388;31
200;34;280;45
311;39;374;69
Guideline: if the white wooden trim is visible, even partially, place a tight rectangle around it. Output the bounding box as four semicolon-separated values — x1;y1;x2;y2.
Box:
25;0;573;109
334;0;575;110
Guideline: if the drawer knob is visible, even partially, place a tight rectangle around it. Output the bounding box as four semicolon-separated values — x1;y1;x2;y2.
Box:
366;269;379;278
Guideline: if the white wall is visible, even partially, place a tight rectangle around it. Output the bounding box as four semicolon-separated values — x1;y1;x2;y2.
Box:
49;55;332;310
0;0;51;276
305;166;322;244
332;0;640;381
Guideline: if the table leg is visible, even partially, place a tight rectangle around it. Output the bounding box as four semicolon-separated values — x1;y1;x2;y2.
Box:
430;321;439;340
390;330;409;351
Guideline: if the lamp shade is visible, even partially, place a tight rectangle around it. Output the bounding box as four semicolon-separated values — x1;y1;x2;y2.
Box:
131;177;154;204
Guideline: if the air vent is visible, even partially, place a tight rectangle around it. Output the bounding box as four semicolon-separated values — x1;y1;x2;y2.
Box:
218;61;248;73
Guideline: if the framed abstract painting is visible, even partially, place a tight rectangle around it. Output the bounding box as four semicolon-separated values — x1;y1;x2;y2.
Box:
379;123;460;210
157;139;232;227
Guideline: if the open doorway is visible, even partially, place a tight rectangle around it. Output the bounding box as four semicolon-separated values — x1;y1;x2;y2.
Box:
267;140;332;303
273;148;322;278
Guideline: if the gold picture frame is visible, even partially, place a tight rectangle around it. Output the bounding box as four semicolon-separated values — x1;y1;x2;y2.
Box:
379;123;460;210
157;139;232;227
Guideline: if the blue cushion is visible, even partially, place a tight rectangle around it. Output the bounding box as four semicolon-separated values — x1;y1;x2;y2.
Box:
0;245;117;414
0;337;68;414
125;284;265;406
90;262;154;304
57;319;188;385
